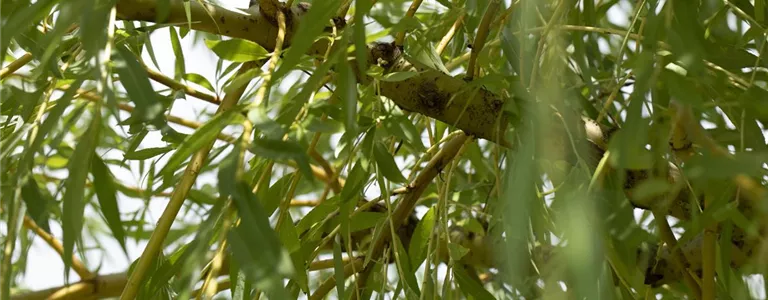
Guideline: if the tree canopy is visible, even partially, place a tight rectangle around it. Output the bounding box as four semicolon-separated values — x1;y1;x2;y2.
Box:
2;0;768;299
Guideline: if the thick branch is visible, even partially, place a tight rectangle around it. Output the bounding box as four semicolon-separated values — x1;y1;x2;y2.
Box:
11;273;126;300
115;0;510;145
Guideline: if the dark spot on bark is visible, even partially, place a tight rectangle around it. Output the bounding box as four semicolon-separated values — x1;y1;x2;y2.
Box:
243;27;249;32
489;97;503;111
220;16;226;24
226;30;230;34
416;79;448;115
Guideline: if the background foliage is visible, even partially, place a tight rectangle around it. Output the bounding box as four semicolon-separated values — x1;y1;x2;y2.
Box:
2;0;768;299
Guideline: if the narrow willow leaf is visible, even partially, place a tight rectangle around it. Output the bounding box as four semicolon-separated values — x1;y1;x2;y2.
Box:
114;45;165;123
373;142;406;183
348;212;385;232
231;268;252;300
453;266;495;300
1;124;32;160
204;39;269;62
91;155;127;253
0;0;57;57
169;26;186;79
337;60;358;134
339;160;369;203
333;237;346;300
409;207;436;268
62;116;100;279
183;73;215;92
229;181;293;300
393;235;421;297
354;0;374;74
79;0;114;60
273;1;342;80
21;79;84;171
123;146;174;160
20;177;51;233
251;138;312;179
160;109;238;177
279;214;309;293
382;115;425;151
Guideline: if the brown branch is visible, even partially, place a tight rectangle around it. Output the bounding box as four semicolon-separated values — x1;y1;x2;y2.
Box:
352;133;470;297
118;60;261;300
22;217;94;280
11;273;127;300
144;66;221;105
309;258;364;300
116;0;321;54
115;0;510;145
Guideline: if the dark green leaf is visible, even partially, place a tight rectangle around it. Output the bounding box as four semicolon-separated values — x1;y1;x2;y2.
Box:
114;45;165;124
91;154;127;253
205;39;269;62
229;180;293;300
62;116;100;279
21;177;51;233
373;142;406;183
160;109;239;177
124;146;174;160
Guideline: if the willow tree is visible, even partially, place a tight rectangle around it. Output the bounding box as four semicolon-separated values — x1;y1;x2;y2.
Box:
3;0;768;299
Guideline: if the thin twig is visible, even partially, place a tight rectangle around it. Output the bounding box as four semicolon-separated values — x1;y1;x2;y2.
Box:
436;13;465;55
0;53;34;80
144;66;221;104
353;133;470;298
466;0;499;80
119;61;262;300
395;0;425;46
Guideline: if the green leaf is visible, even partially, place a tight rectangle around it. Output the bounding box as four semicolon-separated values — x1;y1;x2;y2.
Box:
114;45;165;123
204;39;269;62
251;138;313;179
273;1;342;80
183;73;215;92
169;27;186;79
160;109;239;177
333;237;346;300
453;266;495;300
91;154;127;253
229;180;293;300
373;142;406;183
1;124;32;160
337;60;358;134
21;79;84;172
124;146;174;160
21;177;51;233
62;116;100;279
382;115;425;151
409;207;436;268
339;160;369;203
